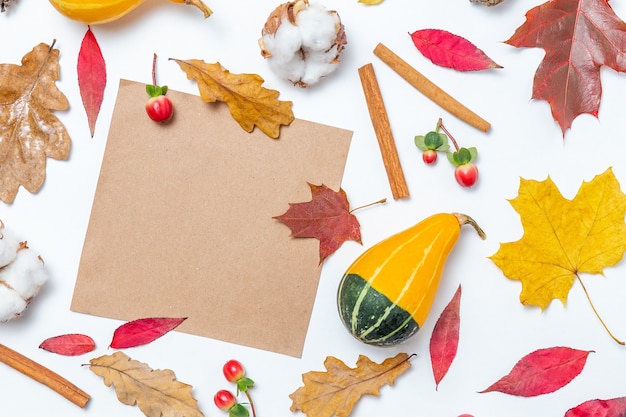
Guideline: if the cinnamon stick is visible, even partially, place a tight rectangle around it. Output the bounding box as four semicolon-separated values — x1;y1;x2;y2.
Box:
358;63;410;200
373;43;491;132
0;343;90;408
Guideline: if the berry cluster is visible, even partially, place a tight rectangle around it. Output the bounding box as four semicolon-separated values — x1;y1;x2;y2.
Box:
214;360;256;417
414;118;479;188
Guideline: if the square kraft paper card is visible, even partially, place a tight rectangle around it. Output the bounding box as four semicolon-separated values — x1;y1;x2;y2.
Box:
72;79;353;357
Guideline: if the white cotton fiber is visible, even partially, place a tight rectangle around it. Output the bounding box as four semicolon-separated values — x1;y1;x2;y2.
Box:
0;229;19;268
0;285;27;322
0;248;48;300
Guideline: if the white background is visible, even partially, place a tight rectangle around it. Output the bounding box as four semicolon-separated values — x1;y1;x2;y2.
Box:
3;0;626;416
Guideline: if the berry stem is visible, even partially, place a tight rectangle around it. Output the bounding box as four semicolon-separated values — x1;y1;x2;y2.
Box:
244;390;257;417
152;53;158;86
437;118;460;151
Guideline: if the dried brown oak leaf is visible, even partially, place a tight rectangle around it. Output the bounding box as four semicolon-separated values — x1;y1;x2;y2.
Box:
289;353;412;417
0;41;71;203
172;58;294;139
89;351;204;417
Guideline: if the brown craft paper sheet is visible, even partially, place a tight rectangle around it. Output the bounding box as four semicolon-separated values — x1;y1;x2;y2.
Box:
71;79;353;357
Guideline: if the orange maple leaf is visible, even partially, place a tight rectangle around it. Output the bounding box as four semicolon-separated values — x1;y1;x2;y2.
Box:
274;183;362;263
289;353;413;417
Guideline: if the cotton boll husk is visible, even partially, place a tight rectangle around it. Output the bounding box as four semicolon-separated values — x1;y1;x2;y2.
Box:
0;248;48;300
0;285;27;322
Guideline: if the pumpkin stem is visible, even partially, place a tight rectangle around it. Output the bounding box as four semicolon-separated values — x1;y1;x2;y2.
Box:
452;213;486;240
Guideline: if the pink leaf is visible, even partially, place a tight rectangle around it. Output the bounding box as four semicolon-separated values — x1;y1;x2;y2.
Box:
109;317;187;349
77;27;106;138
565;397;626;417
480;346;593;397
430;284;461;389
410;29;502;71
39;334;96;356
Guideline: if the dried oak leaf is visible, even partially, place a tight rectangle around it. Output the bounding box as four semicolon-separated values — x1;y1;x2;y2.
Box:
0;42;70;203
490;168;626;343
274;183;362;263
506;0;626;135
289;353;412;417
172;58;294;139
89;351;203;417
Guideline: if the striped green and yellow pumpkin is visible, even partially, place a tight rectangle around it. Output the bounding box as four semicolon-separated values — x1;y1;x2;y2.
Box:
337;213;485;346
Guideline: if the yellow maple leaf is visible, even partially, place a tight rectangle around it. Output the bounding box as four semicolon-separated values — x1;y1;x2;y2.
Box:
0;41;71;203
171;59;294;139
490;167;626;344
89;351;204;417
289;353;412;417
358;0;385;4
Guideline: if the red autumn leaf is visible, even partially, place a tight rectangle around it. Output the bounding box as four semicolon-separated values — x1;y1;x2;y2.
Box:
410;29;502;71
274;183;362;263
430;285;461;389
39;333;96;356
110;317;187;349
480;346;592;397
77;26;106;138
506;0;626;135
565;396;626;417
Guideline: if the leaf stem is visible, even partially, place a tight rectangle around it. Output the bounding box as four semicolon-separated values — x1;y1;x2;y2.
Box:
349;198;387;214
437;118;460;151
576;272;624;345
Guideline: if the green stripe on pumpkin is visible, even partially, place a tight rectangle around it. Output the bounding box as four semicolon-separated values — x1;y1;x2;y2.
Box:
337;273;419;346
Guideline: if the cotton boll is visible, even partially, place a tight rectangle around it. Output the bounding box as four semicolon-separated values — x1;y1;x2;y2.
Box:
259;0;347;87
0;222;49;323
0;285;27;322
0;248;48;300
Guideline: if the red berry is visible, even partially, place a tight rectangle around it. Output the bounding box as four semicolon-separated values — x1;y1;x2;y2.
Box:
422;149;437;164
223;359;245;382
454;163;478;187
145;95;173;123
214;389;237;411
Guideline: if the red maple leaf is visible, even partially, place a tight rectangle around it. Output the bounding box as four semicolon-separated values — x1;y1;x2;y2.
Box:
274;183;362;263
506;0;626;135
